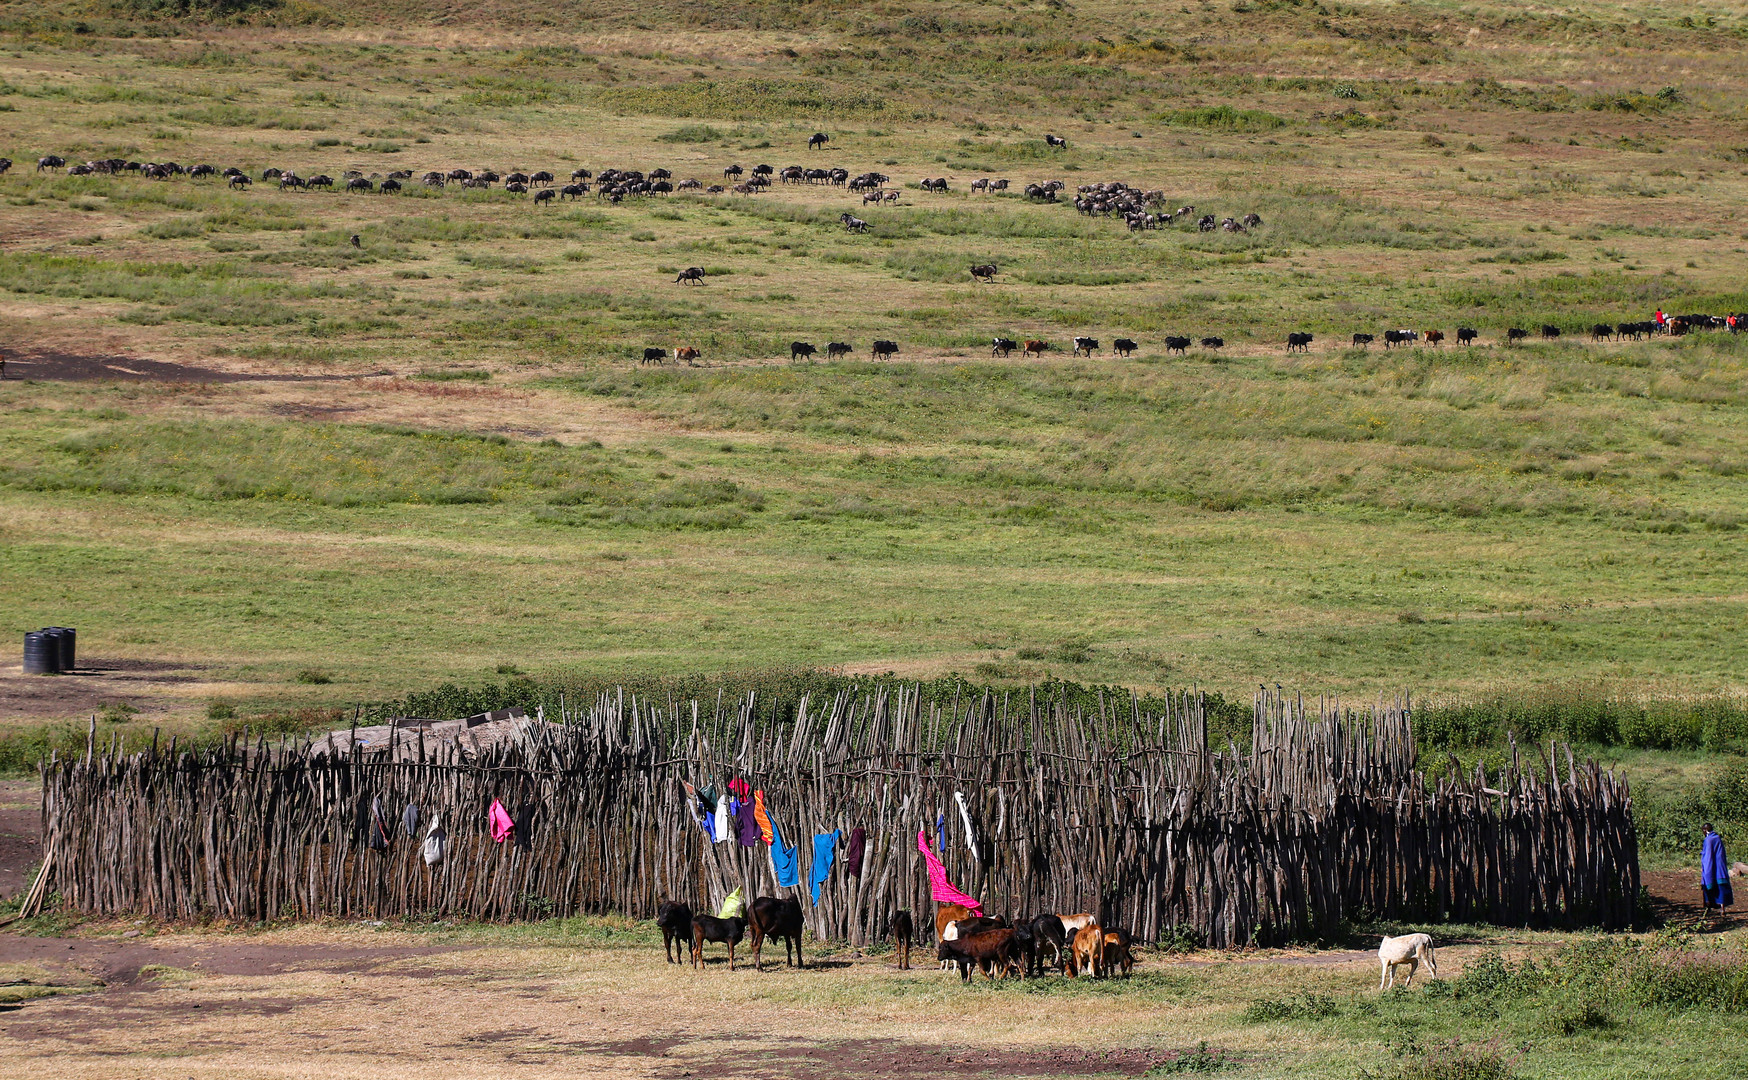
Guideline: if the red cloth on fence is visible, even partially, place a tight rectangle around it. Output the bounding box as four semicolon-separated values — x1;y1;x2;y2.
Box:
727;777;751;799
916;829;981;914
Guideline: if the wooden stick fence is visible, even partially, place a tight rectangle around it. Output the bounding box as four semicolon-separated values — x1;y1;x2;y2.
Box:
39;685;1639;945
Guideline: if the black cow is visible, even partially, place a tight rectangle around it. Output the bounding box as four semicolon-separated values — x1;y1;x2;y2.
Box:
827;341;853;359
791;341;818;361
675;267;705;285
1506;327;1529;343
1028;914;1067;975
1286;333;1314;353
1352;333;1375;347
1592;324;1614;341
748;896;805;971
657;901;694;963
1201;337;1224;350
641;347;668;365
872;340;898;360
1540;324;1562;340
890;909;915;970
1384;329;1411;348
991;337;1018;357
1164;336;1191;355
1456;327;1478;344
1112;338;1139;357
691;914;745;970
1072;337;1099;357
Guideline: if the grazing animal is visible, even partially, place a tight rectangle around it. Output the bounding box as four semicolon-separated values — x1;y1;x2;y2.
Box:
1592;323;1615;341
1201;337;1224;350
748;896;806;972
1384;329;1411;348
533;189;555;205
1068;924;1105;978
725;164;744;179
791;341;818;361
1456;327;1478;344
228;173;252;189
380;179;401;193
1101;928;1134;978
691;914;746;971
560;183;586;200
1028;914;1067;975
675;346;701;365
1352;333;1375;347
934;903;976;945
938;927;1022;983
347;177;373;192
656;901;694;964
505;181;528;194
991;337;1018;357
809;132;830;150
572;168;593;181
827;341;853;359
0;158;11;175
1378;933;1438;990
674;266;706;285
871;339;899;360
1164;336;1191;355
349;234;362;248
840;213;871;233
1044;134;1067;148
969;263;998;282
642;347;668;365
1022;340;1049;357
1112;338;1139;357
1507;327;1529;343
1242;212;1263;228
1424;329;1445;346
1072;337;1099;357
890;909;915;970
1540;324;1562;340
307;175;334;190
37;155;65;171
530;170;554;186
1286;332;1314;353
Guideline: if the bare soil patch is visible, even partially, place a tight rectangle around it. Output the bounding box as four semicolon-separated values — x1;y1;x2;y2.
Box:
0;780;41;902
2;351;385;384
0;658;210;724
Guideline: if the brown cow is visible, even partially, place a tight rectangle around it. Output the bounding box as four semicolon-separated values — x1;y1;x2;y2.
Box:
1101;928;1134;978
1022;340;1049;357
1068;924;1104;978
675;345;701;365
938;927;1022;983
1424;330;1445;346
935;902;975;970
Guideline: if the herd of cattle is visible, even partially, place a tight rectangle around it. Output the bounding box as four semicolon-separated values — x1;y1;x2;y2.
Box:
658;897;1135;982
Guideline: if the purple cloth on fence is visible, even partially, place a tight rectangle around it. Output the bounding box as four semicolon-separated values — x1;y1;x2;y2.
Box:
733;797;762;846
845;827;866;877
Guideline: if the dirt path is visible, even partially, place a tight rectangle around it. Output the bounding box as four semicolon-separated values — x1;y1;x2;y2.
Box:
1;351;386;383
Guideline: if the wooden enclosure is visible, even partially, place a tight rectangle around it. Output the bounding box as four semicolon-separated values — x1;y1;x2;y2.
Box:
39;685;1639;945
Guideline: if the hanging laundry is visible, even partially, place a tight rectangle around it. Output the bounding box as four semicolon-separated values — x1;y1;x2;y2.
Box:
770;816;800;889
718;886;745;920
733;796;761;846
698;785;718;811
422;815;447;867
753;790;774;846
936;812;946;854
683;781;713;840
402;803;419;839
713;792;731;845
489;799;515;844
955;791;980;861
727;777;751;799
916;829;981;914
368;796;390;851
810;830;841;904
514;801;537;852
845;827;867;878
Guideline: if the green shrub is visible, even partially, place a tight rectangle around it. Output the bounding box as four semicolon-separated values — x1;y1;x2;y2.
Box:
1158;106;1287;132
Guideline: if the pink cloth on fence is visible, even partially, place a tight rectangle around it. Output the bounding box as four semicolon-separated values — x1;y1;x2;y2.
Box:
916;829;981;915
489;799;515;843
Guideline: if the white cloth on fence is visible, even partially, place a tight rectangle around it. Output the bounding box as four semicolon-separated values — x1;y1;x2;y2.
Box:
955;791;979;861
713;793;731;844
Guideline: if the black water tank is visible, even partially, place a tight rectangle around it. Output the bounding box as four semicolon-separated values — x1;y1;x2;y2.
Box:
42;626;75;671
23;632;60;674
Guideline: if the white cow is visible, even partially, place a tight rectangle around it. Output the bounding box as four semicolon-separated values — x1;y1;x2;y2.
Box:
1378;933;1438;990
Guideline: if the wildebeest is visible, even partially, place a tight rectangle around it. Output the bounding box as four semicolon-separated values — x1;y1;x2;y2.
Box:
969;263;998;282
1352;333;1375;347
533;189;555;205
691;914;745;971
346;177;373;193
1456;327;1478;344
1072;337;1099;357
1023;340;1049;357
505;181;528;194
1540;324;1561;340
189;164;216;179
1592;323;1615;341
656;900;693;963
531;170;554;186
1506;327;1529;343
748;896;806;972
560;183;586;200
675;346;701;365
1242;212;1262;228
991;337;1018;357
1424;330;1445;346
0;158;11;175
791;341;818;361
1378;933;1437;990
1112;338;1138;357
1201;337;1224;350
448;169;472;182
725;164;744;180
37;155;65;171
1164;336;1191;355
263;167;284;180
841;213;871;233
307;175;334;190
827;341;853;359
808;132;830;150
1286;332;1314;353
890;909;915;970
229;173;253;189
572;168;593;181
675;267;706;285
1045;134;1067;148
641;347;667;365
872;340;898;360
349;234;362;248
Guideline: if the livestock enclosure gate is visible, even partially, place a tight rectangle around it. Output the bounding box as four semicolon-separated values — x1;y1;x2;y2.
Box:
38;686;1639;946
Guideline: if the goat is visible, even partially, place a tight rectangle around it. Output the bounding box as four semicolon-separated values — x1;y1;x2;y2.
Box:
1378;933;1437;989
691;914;746;971
748;896;805;972
656;900;694;963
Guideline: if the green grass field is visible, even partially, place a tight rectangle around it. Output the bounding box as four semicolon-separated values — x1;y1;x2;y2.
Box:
1;0;1747;732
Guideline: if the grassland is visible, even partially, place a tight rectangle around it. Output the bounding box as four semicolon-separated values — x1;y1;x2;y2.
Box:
0;0;1747;732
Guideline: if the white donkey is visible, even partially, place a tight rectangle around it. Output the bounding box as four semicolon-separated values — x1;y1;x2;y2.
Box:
1378;933;1438;990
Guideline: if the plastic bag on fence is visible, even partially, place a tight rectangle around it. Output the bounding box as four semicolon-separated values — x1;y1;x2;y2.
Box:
423;815;447;868
718;886;744;920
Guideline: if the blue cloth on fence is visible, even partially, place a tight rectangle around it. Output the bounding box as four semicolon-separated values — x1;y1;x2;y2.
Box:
770;817;800;888
937;812;946;854
810;830;841;904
